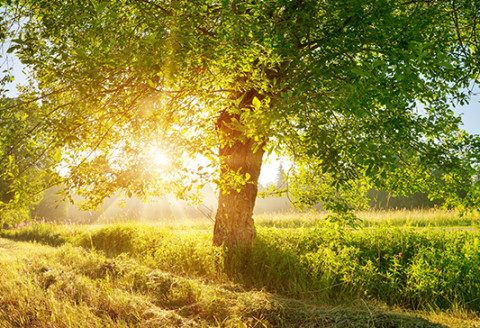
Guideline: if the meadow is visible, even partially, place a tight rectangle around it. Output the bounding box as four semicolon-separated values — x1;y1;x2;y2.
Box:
0;209;479;327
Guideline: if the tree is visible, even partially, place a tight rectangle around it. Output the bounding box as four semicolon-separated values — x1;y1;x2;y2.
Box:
1;0;480;245
0;98;60;224
31;186;70;222
275;164;287;190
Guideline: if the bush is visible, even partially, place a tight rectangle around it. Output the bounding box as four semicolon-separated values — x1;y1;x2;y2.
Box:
0;207;31;228
0;222;69;246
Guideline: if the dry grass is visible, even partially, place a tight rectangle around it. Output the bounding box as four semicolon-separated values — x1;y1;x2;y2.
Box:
1;209;479;327
0;237;469;328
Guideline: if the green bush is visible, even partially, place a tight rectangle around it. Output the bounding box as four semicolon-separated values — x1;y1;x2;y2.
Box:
0;222;69;246
74;224;139;256
0;207;31;228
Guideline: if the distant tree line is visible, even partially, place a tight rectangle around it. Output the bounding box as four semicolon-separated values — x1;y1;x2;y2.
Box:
367;189;443;210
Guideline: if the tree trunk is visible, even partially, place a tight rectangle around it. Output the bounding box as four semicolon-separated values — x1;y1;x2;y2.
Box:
213;91;265;247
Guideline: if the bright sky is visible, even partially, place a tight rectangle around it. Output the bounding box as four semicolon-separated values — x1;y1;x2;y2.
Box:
456;94;480;135
2;56;479;186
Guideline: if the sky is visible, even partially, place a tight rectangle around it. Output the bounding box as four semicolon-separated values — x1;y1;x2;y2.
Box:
456;95;480;135
2;55;479;186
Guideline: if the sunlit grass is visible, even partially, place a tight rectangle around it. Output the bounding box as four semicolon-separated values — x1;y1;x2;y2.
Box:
2;236;477;327
1;209;480;327
357;208;479;228
254;208;479;229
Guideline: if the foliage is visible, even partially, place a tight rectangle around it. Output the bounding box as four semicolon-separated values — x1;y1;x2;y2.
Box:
0;206;30;227
0;0;480;225
367;189;444;210
31;186;70;221
0;98;61;223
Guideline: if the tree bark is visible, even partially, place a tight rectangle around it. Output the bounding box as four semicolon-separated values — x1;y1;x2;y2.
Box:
212;90;265;247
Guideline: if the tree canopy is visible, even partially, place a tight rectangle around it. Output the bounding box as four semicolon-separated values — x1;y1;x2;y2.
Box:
1;0;480;244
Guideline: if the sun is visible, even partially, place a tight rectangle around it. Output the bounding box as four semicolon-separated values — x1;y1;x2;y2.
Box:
153;152;171;167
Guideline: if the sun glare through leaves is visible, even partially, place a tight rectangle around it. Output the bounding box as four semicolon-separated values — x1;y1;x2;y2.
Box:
152;151;171;168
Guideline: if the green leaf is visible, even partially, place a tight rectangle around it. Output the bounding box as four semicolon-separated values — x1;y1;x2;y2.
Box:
252;96;261;109
6;45;20;53
147;79;156;88
54;149;62;162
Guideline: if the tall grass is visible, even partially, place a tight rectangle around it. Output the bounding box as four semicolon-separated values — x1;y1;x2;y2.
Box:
358;208;479;228
2;238;449;327
2;209;480;314
255;208;479;228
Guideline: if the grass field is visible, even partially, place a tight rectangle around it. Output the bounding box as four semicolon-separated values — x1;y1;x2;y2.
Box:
0;209;479;327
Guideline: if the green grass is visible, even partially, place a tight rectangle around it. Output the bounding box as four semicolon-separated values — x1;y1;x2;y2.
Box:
357;208;480;228
255;208;480;229
1;209;480;327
